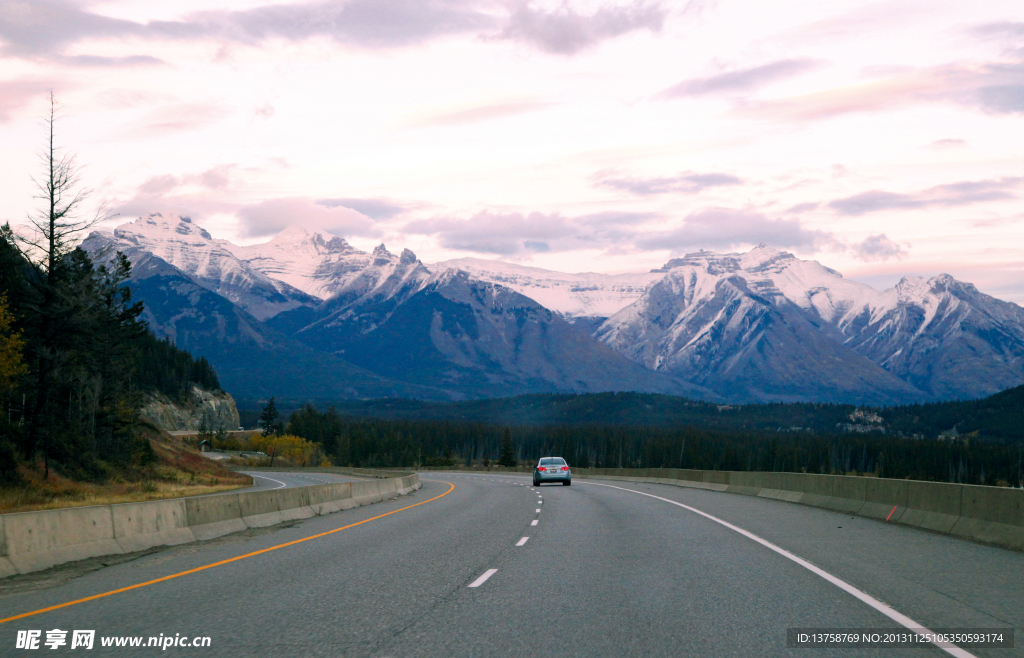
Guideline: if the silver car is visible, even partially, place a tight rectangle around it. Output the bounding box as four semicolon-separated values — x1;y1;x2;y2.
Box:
533;457;571;486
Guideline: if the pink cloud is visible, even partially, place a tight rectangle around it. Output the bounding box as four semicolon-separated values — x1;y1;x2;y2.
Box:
730;71;946;122
237;197;378;238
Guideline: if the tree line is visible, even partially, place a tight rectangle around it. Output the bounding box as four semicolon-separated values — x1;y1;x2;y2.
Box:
281;387;1024;444
279;404;1024;487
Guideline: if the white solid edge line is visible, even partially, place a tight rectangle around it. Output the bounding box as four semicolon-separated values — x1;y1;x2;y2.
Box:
246;473;288;489
516;537;530;546
531;520;538;526
581;481;976;658
468;569;498;588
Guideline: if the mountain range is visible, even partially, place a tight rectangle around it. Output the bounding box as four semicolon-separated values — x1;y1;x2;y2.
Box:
81;214;1024;405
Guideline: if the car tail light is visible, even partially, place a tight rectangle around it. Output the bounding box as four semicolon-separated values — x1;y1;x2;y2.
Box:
561;466;569;471
537;467;546;471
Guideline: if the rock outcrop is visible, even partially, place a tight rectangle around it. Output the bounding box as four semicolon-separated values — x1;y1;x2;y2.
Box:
140;386;241;432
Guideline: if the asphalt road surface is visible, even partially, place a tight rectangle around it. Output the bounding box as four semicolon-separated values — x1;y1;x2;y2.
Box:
1;473;1021;657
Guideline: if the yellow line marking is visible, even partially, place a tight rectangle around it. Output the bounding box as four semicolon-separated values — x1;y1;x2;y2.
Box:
0;481;455;625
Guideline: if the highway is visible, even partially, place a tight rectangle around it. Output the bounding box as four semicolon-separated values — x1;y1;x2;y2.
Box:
1;473;1021;656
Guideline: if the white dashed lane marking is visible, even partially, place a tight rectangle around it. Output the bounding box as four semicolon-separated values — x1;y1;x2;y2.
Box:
468;569;498;588
516;537;530;547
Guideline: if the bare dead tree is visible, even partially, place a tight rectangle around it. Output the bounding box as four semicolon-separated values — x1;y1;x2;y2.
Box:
19;91;108;276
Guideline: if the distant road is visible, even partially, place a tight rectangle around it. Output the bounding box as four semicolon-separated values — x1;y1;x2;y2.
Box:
2;473;1020;656
235;470;370;492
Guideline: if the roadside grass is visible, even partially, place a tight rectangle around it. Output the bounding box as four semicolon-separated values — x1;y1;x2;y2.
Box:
0;427;252;514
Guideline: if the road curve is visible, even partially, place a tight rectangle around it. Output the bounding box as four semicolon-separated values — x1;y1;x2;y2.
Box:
0;473;1020;656
235;470;370;492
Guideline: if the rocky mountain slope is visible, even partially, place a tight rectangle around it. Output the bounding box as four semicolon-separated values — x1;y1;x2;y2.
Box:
292;267;707;398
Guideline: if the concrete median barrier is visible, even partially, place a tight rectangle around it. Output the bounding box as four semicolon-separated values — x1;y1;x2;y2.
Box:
952;485;1024;550
308;483;354;515
0;473;421;577
186;494;246;540
112;500;194;553
827;476;867;514
353;481;384;506
0;521;14;578
901;481;962;534
237;489;288;529
274;488;315;523
861;478;908;521
3;505;122;574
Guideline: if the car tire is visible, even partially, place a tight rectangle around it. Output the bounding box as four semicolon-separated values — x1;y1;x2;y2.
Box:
563;480;571;486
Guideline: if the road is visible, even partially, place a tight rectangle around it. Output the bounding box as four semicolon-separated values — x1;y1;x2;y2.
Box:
234;470;371;492
1;473;1021;656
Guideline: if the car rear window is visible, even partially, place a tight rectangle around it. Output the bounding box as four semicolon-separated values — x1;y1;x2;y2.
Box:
540;458;566;466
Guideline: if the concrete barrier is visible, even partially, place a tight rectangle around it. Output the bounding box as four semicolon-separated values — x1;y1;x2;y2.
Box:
901;481;962;534
112;500;194;553
3;506;122;574
952;485;1024;551
861;478;908;521
185;493;247;541
0;520;15;578
352;481;384;506
0;473;421;577
827;476;867;514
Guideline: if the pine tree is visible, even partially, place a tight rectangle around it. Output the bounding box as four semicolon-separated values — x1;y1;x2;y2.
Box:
260;396;280;437
498;427;516;467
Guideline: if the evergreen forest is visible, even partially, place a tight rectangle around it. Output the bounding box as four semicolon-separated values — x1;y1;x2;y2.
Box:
0;229;220;484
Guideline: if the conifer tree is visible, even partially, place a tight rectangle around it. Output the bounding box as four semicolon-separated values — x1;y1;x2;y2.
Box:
497;427;516;467
260;396;280;436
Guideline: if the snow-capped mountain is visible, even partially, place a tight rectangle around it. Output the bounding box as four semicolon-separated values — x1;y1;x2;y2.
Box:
81;218;1024;403
429;258;663;320
839;274;1024;398
224;226;374;300
83;215;317;321
597;246;1024;401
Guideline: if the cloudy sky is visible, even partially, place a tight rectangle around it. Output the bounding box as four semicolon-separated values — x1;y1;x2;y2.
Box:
1;0;1022;300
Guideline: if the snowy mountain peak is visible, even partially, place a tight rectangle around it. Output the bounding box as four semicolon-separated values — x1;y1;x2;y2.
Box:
655;245;794;277
115;213;214;244
739;243;783;268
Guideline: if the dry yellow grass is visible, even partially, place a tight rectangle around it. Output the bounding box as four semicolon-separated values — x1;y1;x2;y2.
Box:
0;426;252;515
0;480;251;514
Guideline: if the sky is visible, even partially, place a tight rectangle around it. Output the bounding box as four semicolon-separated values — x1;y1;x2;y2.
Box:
1;0;1022;301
